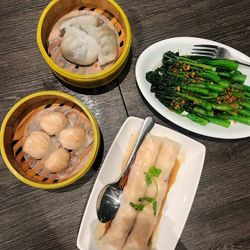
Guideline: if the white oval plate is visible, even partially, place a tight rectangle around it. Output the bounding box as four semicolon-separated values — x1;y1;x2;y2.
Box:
77;116;206;250
136;37;250;139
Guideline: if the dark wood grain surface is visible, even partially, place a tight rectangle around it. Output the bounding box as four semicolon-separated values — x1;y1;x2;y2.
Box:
0;0;249;249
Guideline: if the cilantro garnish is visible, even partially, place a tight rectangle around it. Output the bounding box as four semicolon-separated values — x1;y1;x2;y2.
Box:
152;199;157;216
130;166;161;216
138;197;154;203
144;166;161;186
145;173;152;186
130;202;145;211
148;166;162;178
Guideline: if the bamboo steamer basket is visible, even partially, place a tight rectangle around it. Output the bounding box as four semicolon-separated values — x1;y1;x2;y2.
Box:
37;0;132;88
0;91;100;189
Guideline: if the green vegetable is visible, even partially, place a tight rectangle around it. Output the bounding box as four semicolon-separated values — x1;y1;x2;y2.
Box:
193;106;214;117
186;113;208;126
218;71;247;83
218;72;231;78
218;79;230;88
206;83;225;92
162;52;216;71
208;117;231;128
228;114;250;125
231;71;247;83
212;103;233;111
176;92;213;110
146;51;250;127
181;86;209;95
238;101;250;110
231;84;250;92
237;109;250;117
197;58;239;71
198;71;221;83
199;92;219;99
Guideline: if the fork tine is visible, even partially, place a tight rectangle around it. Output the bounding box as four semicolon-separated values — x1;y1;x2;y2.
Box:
192;48;216;53
194;44;218;49
191;52;215;57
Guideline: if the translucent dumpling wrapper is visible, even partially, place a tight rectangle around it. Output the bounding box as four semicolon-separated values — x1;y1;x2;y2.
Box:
23;131;52;159
99;134;163;250
45;148;70;173
59;14;98;31
80;24;118;65
39;111;68;135
123;137;181;250
59;127;86;150
60;26;100;66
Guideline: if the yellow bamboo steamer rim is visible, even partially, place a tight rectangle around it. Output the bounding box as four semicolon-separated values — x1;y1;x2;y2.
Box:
37;0;132;86
0;91;100;189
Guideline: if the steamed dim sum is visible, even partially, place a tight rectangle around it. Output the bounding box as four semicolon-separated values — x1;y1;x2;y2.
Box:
23;131;52;159
40;112;68;135
45;148;70;173
99;134;163;250
80;24;118;65
59;127;86;150
123;137;181;250
60;26;100;65
59;13;118;66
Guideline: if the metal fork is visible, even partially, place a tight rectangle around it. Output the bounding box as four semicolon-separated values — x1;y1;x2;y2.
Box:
191;44;250;67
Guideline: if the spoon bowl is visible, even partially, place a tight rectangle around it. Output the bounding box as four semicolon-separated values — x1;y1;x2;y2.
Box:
96;182;122;223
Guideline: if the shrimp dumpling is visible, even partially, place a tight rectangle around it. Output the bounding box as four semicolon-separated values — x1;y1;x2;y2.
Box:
80;24;118;65
60;27;100;65
23;131;51;159
45;148;70;173
59;127;86;150
40;112;68;135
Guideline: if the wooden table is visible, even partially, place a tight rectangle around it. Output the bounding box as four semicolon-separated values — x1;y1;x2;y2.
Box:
0;0;249;249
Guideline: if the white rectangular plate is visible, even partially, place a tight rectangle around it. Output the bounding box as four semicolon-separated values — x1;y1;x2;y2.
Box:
77;116;206;250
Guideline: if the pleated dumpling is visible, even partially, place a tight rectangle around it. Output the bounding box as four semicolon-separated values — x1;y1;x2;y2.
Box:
23;131;52;159
59;127;86;150
45;148;70;173
40;112;68;135
60;26;100;66
80;24;118;65
97;26;118;65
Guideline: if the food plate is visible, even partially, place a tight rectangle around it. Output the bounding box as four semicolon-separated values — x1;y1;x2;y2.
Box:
136;37;250;139
77;116;206;250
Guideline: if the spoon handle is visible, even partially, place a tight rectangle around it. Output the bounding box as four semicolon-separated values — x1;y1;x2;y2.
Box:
119;117;155;182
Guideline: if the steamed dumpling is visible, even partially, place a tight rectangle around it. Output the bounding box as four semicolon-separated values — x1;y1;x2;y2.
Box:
80;24;118;65
23;131;51;159
60;26;100;65
96;26;118;65
59;15;98;31
59;127;86;150
45;148;70;173
40;112;68;135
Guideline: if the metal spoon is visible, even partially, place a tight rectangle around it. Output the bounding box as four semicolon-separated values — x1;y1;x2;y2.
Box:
96;117;155;223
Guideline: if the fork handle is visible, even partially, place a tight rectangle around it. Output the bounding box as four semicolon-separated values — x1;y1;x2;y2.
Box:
234;60;250;67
